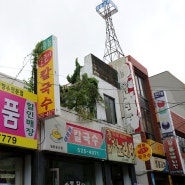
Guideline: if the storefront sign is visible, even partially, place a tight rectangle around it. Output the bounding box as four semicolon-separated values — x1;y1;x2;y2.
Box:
43;120;107;159
105;127;135;164
110;59;141;133
150;156;168;172
135;142;152;161
37;35;60;119
154;90;175;138
147;139;165;156
64;181;85;185
0;80;37;149
163;137;184;174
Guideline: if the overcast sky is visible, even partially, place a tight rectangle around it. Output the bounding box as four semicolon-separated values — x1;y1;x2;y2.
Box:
0;0;185;85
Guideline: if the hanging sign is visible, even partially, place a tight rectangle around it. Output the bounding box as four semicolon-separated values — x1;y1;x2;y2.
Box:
135;142;152;161
37;35;60;119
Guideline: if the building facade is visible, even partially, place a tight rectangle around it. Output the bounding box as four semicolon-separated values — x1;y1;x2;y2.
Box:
36;53;137;185
110;56;170;185
2;56;184;185
0;72;37;185
150;71;185;185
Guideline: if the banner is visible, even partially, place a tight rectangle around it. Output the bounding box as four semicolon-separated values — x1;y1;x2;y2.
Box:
154;90;175;138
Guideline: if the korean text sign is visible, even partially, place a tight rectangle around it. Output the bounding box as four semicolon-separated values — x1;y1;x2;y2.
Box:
135;142;152;161
0;80;37;149
163;137;184;174
154;90;175;138
43;121;107;159
37;35;60;119
105;127;135;164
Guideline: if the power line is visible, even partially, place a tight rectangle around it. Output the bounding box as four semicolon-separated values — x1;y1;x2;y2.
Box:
11;53;32;84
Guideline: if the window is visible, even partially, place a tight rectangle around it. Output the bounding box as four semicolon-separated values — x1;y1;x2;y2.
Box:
177;135;185;153
46;158;95;185
141;108;154;139
111;165;124;185
0;156;23;185
104;94;117;124
135;73;154;139
135;75;147;99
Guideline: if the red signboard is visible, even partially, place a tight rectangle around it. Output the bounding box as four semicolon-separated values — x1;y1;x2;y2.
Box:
163;137;184;174
105;127;135;164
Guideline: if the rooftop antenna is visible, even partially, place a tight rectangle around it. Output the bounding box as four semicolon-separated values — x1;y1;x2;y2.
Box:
96;0;124;63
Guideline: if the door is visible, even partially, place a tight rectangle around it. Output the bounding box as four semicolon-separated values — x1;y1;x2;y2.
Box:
111;165;124;185
48;168;59;185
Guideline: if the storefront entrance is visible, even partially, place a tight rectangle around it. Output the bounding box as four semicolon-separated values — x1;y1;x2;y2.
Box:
46;157;96;185
0;156;23;185
111;165;124;185
48;168;59;185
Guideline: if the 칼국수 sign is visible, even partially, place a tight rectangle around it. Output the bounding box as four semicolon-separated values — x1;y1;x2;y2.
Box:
37;35;60;119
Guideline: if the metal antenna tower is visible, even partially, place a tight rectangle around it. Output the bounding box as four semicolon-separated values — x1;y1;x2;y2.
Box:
96;0;124;63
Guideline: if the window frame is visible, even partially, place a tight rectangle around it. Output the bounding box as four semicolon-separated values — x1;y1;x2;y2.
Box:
104;94;117;125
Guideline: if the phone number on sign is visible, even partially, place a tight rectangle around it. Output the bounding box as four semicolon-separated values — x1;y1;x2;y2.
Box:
0;133;17;144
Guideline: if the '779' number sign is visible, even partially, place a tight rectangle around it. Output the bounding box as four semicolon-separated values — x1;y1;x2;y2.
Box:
0;133;17;144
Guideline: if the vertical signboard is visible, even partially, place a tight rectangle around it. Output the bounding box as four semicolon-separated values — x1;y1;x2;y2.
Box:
43;120;107;159
105;127;135;164
0;81;37;149
37;35;60;119
154;90;175;138
111;59;141;133
163;137;185;174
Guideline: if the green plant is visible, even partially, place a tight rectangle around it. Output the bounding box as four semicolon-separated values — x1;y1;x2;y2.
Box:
24;41;42;93
61;59;103;120
67;58;82;84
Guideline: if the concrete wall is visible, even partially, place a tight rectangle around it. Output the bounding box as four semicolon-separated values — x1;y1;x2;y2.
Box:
150;71;185;119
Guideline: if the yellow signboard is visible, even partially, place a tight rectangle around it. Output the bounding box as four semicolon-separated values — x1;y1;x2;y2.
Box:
135;142;152;161
0;132;37;149
147;139;165;156
37;35;60;119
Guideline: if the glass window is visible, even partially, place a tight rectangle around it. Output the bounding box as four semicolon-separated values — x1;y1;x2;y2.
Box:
104;94;117;124
46;159;95;185
135;75;147;99
177;135;185;153
0;157;23;185
111;165;124;185
135;73;155;139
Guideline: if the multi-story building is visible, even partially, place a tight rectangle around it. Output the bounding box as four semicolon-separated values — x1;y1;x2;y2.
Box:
3;53;183;185
38;53;137;185
110;55;170;185
150;71;185;185
38;53;171;185
0;72;37;185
